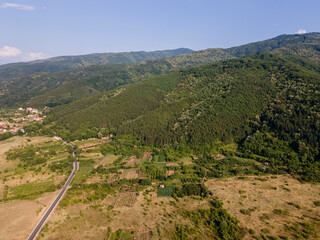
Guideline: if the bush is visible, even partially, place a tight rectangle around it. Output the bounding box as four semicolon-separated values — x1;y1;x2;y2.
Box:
139;179;151;186
176;183;210;198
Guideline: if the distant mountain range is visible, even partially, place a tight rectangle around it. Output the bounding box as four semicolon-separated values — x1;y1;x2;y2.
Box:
1;33;319;108
0;48;193;83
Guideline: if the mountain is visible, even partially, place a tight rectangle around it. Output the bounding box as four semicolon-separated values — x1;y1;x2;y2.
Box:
1;33;319;108
0;48;193;83
144;32;320;69
45;51;320;181
49;52;320;141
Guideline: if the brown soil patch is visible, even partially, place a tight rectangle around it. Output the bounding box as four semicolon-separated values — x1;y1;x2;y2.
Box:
166;162;180;167
76;139;110;151
54;175;67;185
205;175;320;239
167;170;175;176
107;173;118;183
214;153;226;160
125;156;141;167
114;192;137;207
120;169;139;180
86;175;103;184
142;152;152;161
0;190;59;240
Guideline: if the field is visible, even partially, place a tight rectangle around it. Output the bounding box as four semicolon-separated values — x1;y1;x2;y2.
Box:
71;160;95;185
158;186;174;197
206;175;320;239
0;136;72;239
37;184;210;240
0;189;60;240
94;154;118;168
10;180;56;199
0;136;52;170
120;169;139;180
3;135;320;240
114;192;137;207
6;170;320;240
73;138;110;151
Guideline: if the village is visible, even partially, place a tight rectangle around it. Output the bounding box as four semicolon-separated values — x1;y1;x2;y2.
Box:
0;107;48;135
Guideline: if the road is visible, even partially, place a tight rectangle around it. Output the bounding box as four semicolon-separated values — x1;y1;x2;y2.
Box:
27;140;78;240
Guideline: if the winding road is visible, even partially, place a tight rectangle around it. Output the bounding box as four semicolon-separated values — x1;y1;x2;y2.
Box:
27;139;78;240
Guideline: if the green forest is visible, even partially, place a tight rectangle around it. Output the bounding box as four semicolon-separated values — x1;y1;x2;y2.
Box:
1;33;320;183
38;49;320;182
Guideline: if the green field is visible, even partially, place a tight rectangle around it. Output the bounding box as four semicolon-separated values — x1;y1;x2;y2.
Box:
158;186;174;197
71;161;94;185
153;155;166;162
153;162;166;167
74;139;101;146
10;180;56;199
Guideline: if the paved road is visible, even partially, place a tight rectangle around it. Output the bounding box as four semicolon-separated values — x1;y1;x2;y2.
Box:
27;141;78;240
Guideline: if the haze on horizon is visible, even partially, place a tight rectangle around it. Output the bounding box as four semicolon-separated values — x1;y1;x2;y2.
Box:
0;0;319;64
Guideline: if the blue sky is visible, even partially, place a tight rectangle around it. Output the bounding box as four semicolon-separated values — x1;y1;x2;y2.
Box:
0;0;319;64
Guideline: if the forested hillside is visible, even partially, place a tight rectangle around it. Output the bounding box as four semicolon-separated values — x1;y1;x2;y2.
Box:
1;33;320;182
1;33;319;108
42;52;320;181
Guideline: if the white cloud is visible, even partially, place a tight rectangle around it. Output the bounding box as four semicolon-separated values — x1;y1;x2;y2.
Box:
0;46;22;57
22;52;45;61
296;29;307;34
0;45;45;64
0;3;35;11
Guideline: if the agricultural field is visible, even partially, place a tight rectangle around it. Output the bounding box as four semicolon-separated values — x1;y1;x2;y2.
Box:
0;136;74;239
38;172;320;240
2;135;320;240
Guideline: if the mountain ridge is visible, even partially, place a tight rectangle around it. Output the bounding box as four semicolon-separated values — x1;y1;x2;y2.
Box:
1;33;320;109
0;48;193;82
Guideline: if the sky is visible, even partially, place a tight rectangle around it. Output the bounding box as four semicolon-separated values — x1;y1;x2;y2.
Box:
0;0;319;64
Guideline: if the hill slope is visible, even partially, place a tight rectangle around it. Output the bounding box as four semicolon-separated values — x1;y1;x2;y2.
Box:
43;52;320;183
1;33;319;108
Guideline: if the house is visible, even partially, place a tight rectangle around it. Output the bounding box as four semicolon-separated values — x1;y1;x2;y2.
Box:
10;127;19;133
0;129;7;134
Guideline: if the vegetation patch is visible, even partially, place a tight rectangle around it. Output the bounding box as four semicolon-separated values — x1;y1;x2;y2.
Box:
10;180;56;199
172;198;244;240
158;186;174;197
